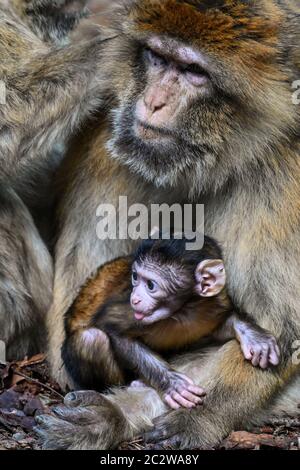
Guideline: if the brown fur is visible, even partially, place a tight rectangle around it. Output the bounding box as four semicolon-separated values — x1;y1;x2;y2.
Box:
35;0;300;450
0;0;109;360
68;256;133;333
62;250;232;391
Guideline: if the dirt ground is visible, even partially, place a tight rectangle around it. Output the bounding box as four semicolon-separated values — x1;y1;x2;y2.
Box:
0;355;299;451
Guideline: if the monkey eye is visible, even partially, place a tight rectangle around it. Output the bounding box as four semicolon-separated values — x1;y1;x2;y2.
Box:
147;280;156;292
144;48;167;68
181;63;210;86
132;272;138;284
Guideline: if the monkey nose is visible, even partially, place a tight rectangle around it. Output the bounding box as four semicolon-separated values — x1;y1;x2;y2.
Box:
132;297;141;305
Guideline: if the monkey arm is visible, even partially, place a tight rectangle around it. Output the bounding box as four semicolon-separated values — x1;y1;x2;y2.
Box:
214;313;280;369
108;332;205;410
109;332;174;389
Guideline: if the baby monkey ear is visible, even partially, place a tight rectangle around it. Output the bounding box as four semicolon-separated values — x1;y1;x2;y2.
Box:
195;259;226;298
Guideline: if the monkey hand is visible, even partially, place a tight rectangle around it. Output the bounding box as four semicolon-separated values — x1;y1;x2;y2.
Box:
238;328;280;369
34;391;130;450
163;372;206;410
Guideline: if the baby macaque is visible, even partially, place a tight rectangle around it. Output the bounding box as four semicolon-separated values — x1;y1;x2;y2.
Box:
63;235;280;410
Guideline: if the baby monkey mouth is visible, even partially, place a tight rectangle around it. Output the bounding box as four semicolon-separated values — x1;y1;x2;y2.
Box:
134;311;152;321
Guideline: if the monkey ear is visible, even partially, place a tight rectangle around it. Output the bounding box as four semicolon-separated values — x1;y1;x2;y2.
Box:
195;259;226;298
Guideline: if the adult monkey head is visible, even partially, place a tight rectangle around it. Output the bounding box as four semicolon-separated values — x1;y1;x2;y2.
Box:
106;0;296;193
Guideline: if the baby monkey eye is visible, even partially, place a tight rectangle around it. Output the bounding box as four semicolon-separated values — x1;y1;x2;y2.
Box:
132;272;138;283
147;280;156;291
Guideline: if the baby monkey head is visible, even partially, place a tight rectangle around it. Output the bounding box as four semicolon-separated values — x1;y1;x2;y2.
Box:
130;235;226;324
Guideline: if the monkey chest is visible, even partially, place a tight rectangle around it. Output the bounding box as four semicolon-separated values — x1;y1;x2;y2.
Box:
140;314;224;352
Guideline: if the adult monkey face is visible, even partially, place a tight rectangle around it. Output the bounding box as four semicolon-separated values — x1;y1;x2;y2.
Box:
107;0;294;193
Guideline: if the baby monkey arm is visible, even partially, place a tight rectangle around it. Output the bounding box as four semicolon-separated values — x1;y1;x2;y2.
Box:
108;332;206;410
214;313;280;369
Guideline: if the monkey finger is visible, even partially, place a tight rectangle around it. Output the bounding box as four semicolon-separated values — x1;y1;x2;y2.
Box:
259;349;269;369
164;394;181;410
144;415;180;444
171;391;196;409
180;389;204;405
240;344;253;361
51;405;98;424
187;384;206;397
144;427;175;444
251;348;261;367
64;390;107;408
35;414;77;449
269;349;280;366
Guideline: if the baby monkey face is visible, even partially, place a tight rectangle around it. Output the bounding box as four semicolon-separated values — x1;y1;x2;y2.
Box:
130;258;226;325
130;261;187;324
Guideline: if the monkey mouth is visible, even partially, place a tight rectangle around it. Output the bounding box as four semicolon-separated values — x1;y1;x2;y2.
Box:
134;120;170;141
134;312;147;321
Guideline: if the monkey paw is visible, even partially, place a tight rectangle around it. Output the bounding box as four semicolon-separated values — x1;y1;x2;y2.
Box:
164;372;206;410
240;332;280;369
144;408;208;449
34;391;128;450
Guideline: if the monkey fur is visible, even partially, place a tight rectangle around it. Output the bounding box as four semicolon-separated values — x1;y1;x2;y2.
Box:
62;235;279;408
0;0;111;360
27;0;300;450
62;237;231;391
10;0;89;43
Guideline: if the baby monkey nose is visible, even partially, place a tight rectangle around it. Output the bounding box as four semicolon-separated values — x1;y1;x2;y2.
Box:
132;296;141;305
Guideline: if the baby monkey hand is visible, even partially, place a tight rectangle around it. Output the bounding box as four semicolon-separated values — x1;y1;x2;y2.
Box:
163;372;206;410
234;318;280;369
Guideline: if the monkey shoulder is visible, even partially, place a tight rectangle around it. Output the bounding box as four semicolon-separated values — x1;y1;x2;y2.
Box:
64;256;133;334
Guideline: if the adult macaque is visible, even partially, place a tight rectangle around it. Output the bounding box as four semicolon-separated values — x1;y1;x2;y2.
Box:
62;236;280;410
33;0;300;450
0;0;111;360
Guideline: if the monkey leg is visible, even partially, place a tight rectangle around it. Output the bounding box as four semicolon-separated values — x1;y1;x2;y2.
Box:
35;391;142;450
143;342;300;449
0;187;53;360
35;387;165;450
35;341;300;450
62;327;126;390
